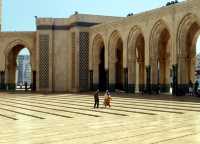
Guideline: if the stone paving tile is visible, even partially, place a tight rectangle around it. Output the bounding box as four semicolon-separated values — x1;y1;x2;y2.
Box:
0;93;200;144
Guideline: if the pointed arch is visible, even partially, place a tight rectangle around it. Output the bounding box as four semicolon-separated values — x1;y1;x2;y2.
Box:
108;30;123;63
4;39;33;91
177;13;200;87
108;30;124;90
4;39;32;57
92;34;105;65
92;33;107;90
149;19;172;93
127;26;145;92
150;19;171;59
177;13;200;57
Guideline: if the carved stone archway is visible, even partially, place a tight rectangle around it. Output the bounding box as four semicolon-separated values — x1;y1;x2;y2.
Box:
108;30;124;91
177;13;200;94
149;20;171;93
4;39;33;90
127;26;145;93
92;34;107;90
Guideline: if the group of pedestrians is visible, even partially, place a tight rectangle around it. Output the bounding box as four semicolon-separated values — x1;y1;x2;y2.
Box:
93;89;112;109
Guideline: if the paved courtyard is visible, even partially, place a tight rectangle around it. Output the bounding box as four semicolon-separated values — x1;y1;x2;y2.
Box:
0;92;200;144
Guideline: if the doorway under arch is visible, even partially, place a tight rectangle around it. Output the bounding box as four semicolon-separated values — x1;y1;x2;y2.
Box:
158;28;171;92
92;34;107;91
196;36;200;82
98;44;106;91
115;38;123;90
108;30;124;91
16;48;32;90
127;27;145;93
135;33;145;92
177;14;200;95
5;44;34;91
150;20;171;93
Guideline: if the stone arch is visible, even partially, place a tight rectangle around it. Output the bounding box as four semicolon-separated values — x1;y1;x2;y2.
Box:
92;34;105;65
150;20;171;58
92;33;107;90
108;30;124;90
149;19;171;93
177;13;200;57
4;39;33;90
177;13;200;89
127;26;145;93
4;39;32;57
108;30;123;63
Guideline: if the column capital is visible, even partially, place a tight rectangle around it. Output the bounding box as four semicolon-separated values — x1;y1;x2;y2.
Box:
150;57;157;62
137;58;144;63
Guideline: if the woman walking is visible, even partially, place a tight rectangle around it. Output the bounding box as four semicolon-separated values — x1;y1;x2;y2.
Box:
104;90;112;108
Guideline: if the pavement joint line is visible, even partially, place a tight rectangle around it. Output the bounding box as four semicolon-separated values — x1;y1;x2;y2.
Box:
0;98;101;117
43;95;200;106
43;97;199;113
6;97;157;116
0;106;45;119
150;131;200;144
77;124;198;144
29;97;183;114
49;96;199;108
0;113;18;120
0;102;73;119
4;97;129;116
1;93;200;143
40;121;197;142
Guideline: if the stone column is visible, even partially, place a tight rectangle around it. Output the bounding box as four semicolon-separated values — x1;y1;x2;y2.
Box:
124;68;128;92
138;60;145;92
190;57;196;83
178;56;188;95
172;64;178;96
109;62;116;91
0;71;5;90
128;61;136;93
32;71;36;91
93;64;99;90
151;58;158;93
0;71;1;89
146;65;151;94
135;62;139;93
105;69;109;90
0;71;3;90
6;55;16;91
159;59;170;93
178;57;188;84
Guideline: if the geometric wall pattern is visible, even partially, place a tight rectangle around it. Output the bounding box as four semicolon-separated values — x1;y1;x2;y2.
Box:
79;32;89;91
71;32;76;89
39;34;49;89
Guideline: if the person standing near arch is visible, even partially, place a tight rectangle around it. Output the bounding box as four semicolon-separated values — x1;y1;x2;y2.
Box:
93;89;100;109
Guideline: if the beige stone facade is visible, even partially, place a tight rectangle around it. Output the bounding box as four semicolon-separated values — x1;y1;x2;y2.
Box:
0;0;200;93
90;0;200;94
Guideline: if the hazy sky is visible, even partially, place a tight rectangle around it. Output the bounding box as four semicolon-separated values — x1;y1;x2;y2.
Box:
3;0;200;55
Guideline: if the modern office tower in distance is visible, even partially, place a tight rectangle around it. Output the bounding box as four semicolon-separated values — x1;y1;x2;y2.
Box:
16;55;31;86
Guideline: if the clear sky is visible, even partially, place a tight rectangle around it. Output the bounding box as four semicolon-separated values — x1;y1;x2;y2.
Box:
18;48;30;55
2;0;185;31
3;0;200;55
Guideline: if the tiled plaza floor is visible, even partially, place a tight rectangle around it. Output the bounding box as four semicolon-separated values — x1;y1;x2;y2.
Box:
0;92;200;144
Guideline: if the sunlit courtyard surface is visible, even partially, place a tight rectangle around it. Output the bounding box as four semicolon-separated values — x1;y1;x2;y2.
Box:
0;92;200;144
